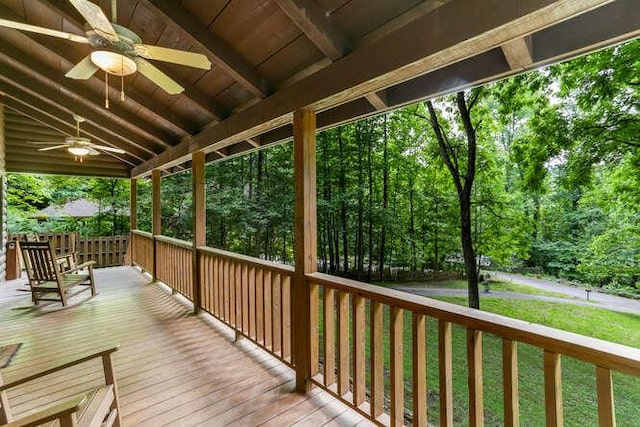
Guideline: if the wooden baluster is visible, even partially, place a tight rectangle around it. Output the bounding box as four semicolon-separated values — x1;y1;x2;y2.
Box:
390;307;404;427
234;262;241;329
502;339;520;427
370;301;384;418
596;366;616;427
249;266;256;339
467;329;484;427
543;351;563;427
310;283;319;376
264;270;273;349
231;262;239;327
352;295;365;407
282;275;291;361
273;273;282;354
216;257;222;317
242;265;249;335
324;288;336;387
439;320;453;427
223;259;230;322
413;313;427;427
337;291;350;396
256;269;264;345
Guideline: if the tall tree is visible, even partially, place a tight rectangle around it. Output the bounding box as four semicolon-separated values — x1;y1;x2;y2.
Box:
424;90;482;309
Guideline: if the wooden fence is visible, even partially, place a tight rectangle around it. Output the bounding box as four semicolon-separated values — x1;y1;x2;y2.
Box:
10;233;129;267
131;232;640;426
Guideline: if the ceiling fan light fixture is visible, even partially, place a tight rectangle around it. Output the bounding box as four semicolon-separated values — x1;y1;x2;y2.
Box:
90;50;137;76
68;146;91;156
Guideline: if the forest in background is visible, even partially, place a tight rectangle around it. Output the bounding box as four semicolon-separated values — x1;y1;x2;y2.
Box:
9;39;639;293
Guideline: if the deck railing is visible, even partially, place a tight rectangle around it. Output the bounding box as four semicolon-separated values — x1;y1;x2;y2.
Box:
198;247;293;365
155;235;193;299
130;231;640;426
130;230;154;273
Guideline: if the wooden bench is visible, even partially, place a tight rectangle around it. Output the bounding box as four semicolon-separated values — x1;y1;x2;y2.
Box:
0;345;121;427
19;241;97;307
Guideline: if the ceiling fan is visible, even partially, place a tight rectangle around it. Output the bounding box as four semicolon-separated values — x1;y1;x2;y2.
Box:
0;0;211;102
28;114;126;162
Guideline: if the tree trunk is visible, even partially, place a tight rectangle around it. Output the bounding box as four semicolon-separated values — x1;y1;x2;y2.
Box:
356;124;365;279
426;92;480;309
338;129;349;274
378;115;389;280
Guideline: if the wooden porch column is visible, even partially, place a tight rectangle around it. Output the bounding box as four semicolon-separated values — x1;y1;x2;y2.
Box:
152;169;161;282
192;152;205;314
292;108;318;393
129;178;137;266
0;104;5;282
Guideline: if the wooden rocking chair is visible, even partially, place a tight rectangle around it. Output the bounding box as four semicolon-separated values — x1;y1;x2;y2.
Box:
0;344;121;427
19;241;97;307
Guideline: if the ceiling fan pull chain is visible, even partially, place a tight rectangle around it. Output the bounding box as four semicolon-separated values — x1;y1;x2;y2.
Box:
105;71;110;109
120;59;125;101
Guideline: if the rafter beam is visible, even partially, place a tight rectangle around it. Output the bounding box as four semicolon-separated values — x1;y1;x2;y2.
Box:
365;91;388;111
275;0;350;61
146;0;271;97
133;0;611;177
501;37;534;70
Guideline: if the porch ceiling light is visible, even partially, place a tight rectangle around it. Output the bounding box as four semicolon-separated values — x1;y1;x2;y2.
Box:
90;51;137;76
68;146;90;156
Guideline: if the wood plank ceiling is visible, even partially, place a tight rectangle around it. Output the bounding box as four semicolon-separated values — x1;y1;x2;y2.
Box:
0;0;638;178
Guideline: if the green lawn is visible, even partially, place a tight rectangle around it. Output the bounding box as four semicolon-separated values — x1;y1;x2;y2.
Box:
318;289;640;426
377;278;576;299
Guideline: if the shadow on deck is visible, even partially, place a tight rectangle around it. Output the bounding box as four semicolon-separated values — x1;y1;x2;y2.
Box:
0;267;370;426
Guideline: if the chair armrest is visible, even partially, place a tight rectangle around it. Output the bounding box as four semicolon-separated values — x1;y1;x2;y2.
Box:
3;393;86;426
55;252;78;272
65;260;97;274
0;344;119;392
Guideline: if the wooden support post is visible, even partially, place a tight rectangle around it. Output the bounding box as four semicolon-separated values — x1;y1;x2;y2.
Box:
192;152;205;314
129;178;137;266
130;179;137;231
152;169;161;282
292;107;317;393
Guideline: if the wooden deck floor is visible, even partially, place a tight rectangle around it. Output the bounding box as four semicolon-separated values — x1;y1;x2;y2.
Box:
0;267;372;426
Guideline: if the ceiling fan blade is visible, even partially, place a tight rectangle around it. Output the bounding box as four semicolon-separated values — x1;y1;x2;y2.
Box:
68;0;119;42
135;58;184;95
134;44;211;70
66;55;99;80
89;143;125;154
88;148;100;156
0;18;89;43
38;145;68;151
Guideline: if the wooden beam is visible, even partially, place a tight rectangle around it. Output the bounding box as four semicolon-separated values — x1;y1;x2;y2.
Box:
501;37;534;70
191;151;205;314
275;0;350;60
132;0;610;176
292;108;317;393
365;91;388;111
7;161;130;178
146;0;270;97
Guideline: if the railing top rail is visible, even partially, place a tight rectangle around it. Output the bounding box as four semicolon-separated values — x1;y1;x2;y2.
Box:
198;246;295;274
308;272;640;377
154;235;192;249
131;230;153;239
